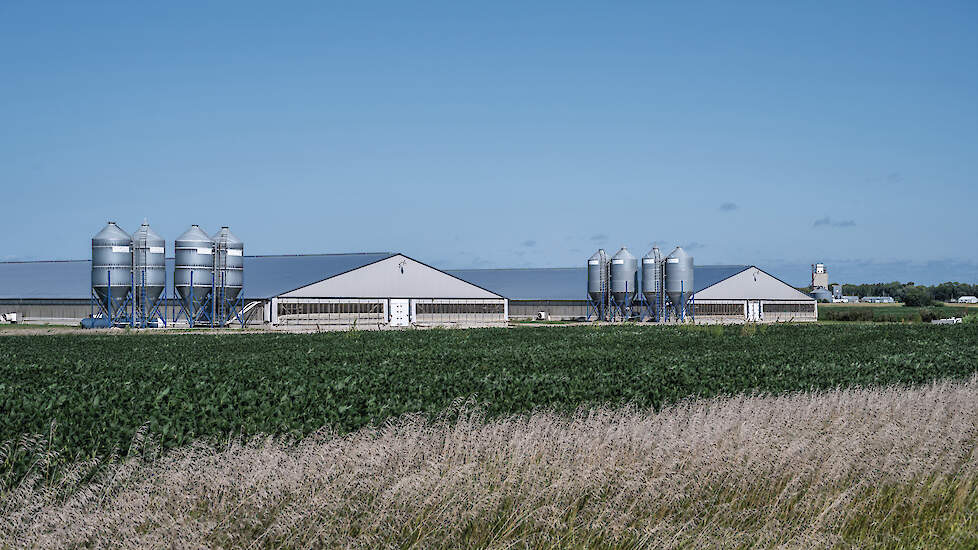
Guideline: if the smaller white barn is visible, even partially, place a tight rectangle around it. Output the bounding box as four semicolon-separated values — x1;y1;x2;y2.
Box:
269;254;507;327
693;266;817;322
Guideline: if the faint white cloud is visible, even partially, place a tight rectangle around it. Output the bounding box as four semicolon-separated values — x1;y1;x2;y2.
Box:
813;217;856;228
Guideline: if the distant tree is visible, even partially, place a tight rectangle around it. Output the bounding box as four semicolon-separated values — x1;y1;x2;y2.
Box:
903;287;934;307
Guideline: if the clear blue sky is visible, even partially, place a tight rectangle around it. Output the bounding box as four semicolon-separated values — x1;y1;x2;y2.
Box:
2;1;976;285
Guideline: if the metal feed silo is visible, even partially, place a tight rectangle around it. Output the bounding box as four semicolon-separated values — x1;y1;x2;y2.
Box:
174;225;214;319
610;247;638;313
586;249;610;321
665;246;694;319
131;221;166;322
642;246;662;313
92;222;132;318
211;226;243;305
587;249;609;303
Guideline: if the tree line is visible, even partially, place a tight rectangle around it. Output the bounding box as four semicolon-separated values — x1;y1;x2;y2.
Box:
797;282;978;306
835;281;978;302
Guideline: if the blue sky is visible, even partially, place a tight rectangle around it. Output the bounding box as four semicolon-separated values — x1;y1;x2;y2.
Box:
1;1;976;285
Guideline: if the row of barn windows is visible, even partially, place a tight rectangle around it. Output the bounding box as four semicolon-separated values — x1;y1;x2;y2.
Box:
279;302;383;315
763;303;815;313
693;303;744;316
416;303;505;314
278;302;505;315
694;302;815;315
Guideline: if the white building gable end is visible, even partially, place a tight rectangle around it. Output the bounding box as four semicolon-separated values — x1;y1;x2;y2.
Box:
278;255;503;299
695;267;814;301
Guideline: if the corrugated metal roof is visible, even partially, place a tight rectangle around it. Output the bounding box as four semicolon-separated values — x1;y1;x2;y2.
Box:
0;260;91;300
0;254;394;299
244;254;394;297
447;268;584;300
447;265;750;300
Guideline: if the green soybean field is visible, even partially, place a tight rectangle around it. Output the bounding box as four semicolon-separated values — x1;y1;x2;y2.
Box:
2;324;977;468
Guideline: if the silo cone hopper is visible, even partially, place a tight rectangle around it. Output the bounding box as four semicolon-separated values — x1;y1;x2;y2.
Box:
94;286;131;317
141;284;165;315
176;285;212;314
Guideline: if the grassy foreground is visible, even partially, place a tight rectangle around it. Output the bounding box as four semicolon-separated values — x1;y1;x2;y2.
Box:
3;379;977;548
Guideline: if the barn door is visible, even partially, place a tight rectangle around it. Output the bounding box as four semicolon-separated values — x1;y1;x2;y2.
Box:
747;300;762;322
389;299;410;326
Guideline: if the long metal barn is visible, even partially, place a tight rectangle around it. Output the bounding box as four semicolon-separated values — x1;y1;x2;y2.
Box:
449;265;817;323
0;255;814;326
0;253;508;328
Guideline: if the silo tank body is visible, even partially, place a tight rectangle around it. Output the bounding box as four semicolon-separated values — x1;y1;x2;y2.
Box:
91;222;132;316
641;247;662;305
211;226;243;303
174;225;214;312
131;222;166;313
665;247;694;316
610;247;638;305
586;249;608;303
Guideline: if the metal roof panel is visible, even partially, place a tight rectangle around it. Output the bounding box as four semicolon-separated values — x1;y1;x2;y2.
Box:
0;254;394;299
448;265;751;300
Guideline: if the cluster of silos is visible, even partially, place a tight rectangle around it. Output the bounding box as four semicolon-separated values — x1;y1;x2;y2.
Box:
91;221;167;327
173;224;244;326
586;247;639;320
586;245;693;321
90;221;243;328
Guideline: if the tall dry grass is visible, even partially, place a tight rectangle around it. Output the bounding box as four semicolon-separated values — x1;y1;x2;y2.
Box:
2;378;978;549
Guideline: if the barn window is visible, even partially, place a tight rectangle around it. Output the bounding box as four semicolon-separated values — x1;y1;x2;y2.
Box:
762;303;815;313
416;303;505;314
694;303;744;316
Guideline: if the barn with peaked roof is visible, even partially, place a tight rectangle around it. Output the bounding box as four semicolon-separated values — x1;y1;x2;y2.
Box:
0;253;508;327
448;264;816;322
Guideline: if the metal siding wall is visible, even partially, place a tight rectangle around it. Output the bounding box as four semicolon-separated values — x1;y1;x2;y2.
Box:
691;300;817;323
692;299;745;323
507;300;590;320
275;298;387;326
0;299;269;326
412;298;507;325
0;302;89;324
760;300;817;323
